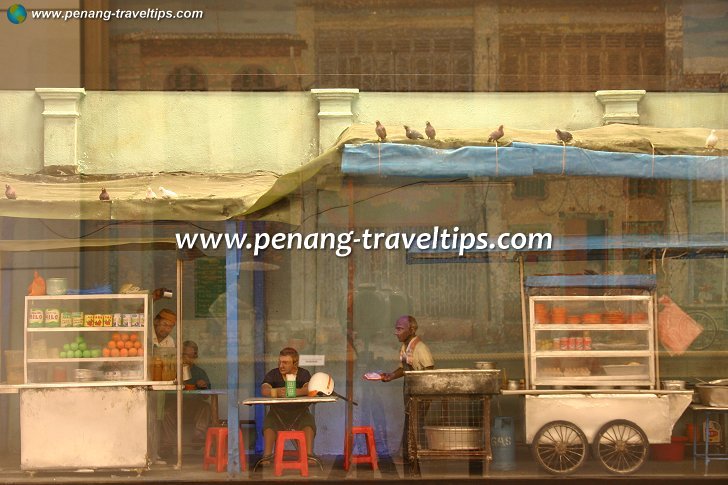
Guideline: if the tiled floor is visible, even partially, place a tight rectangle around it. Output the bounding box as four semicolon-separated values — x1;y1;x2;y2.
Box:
1;446;727;482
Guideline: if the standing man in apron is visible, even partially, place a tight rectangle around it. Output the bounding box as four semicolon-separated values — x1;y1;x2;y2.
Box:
381;315;434;464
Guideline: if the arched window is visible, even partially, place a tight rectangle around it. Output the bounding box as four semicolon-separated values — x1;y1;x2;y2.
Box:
164;65;207;91
231;65;276;91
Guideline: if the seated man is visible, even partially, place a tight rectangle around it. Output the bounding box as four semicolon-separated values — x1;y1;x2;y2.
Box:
260;347;315;460
160;340;212;457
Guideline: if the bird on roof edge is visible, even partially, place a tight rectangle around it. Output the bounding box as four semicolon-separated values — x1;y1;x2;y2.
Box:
375;120;387;142
99;188;110;201
705;129;718;150
555;128;573;143
146;187;157;199
404;125;424;140
5;184;16;199
159;186;178;199
488;125;504;143
425;121;436;140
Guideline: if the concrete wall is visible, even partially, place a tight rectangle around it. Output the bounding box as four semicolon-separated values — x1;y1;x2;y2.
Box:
0;1;81;90
0;90;726;175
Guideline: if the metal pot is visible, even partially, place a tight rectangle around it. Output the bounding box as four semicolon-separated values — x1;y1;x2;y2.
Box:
424;426;482;450
661;380;686;390
696;382;728;407
474;361;496;370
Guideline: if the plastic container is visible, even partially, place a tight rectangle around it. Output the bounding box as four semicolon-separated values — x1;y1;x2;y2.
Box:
650;436;688;461
4;350;24;384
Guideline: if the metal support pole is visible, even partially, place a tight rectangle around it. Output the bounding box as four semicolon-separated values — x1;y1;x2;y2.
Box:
175;257;183;469
253;221;267;454
226;220;241;474
345;179;355;465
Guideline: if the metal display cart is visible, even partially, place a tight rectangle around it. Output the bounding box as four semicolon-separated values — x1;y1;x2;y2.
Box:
20;293;151;471
404;369;501;477
503;264;693;475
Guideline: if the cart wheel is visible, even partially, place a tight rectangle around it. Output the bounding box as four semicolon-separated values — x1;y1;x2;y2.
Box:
531;420;588;475
687;310;718;350
592;419;648;474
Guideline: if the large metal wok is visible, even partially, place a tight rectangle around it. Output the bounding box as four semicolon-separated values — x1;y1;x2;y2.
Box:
696;379;728;407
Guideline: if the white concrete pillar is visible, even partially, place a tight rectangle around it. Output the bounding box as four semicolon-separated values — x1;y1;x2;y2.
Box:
35;88;86;167
311;88;359;153
595;89;646;125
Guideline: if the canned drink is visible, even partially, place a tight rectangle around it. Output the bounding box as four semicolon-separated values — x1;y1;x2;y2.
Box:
44;309;60;327
60;312;73;327
122;314;132;327
568;337;577;350
102;314;113;327
29;308;45;327
131;314;140;327
138;314;145;326
575;337;584;351
84;314;95;327
584;336;592;350
113;313;122;327
552;338;560;351
93;314;104;327
72;312;84;327
559;337;569;350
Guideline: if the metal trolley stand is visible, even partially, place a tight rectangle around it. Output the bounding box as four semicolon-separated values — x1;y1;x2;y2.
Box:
404;369;501;477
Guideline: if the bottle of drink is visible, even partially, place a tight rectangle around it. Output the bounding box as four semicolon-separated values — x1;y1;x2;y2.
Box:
152;357;163;381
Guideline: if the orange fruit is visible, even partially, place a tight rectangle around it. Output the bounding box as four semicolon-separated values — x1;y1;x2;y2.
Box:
124;341;133;349
129;334;138;342
120;334;129;342
137;348;144;356
128;348;138;357
133;341;142;349
112;332;121;342
116;340;125;350
119;348;129;357
107;341;116;349
102;348;111;357
110;348;120;357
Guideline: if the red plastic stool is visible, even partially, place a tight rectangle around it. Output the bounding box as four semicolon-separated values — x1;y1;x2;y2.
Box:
344;426;379;471
203;426;248;473
274;430;309;477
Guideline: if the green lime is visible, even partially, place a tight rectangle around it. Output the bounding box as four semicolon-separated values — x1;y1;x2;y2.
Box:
76;336;85;344
90;349;100;358
73;349;83;358
82;350;91;358
78;342;87;351
63;343;71;351
60;351;67;358
69;342;79;351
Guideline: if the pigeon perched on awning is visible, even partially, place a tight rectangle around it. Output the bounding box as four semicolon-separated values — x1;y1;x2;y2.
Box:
705;129;718;150
146;187;157;199
487;125;504;143
556;128;573;143
159;186;178;199
404;125;424;140
99;188;110;201
5;184;16;199
375;121;387;141
425;121;436;140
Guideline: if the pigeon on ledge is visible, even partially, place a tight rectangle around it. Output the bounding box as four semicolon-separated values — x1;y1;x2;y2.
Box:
425;121;436;140
159;186;178;199
5;184;16;199
404;125;424;140
146;187;157;199
375;121;387;141
705;129;718;150
487;125;504;143
556;128;573;143
99;188;110;201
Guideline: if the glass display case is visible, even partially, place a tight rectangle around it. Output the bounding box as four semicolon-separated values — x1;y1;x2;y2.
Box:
528;294;655;388
24;294;149;384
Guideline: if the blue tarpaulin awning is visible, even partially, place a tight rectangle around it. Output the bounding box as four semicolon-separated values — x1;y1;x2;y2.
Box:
342;142;728;180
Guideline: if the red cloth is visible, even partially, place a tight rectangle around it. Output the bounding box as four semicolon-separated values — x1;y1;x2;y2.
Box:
658;295;703;356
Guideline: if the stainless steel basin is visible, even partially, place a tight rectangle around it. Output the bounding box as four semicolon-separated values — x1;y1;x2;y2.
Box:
404;369;501;395
696;383;728;407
